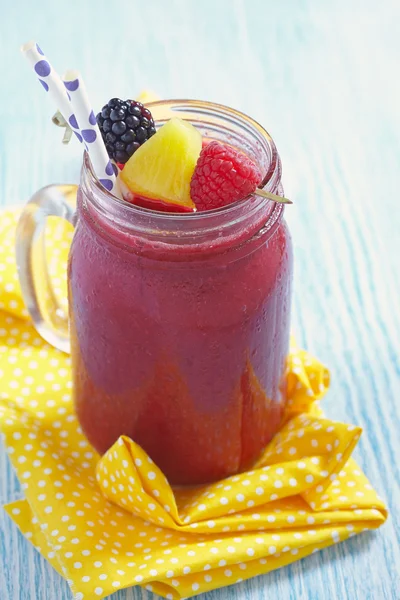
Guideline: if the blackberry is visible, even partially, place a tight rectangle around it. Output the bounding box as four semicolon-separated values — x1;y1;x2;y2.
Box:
96;99;156;164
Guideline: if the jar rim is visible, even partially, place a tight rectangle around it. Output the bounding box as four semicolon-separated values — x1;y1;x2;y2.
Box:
81;99;284;249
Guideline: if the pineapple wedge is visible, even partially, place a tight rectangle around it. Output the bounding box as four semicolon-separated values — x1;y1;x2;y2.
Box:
120;117;201;209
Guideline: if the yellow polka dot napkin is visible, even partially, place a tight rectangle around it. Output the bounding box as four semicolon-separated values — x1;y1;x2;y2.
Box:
0;208;387;600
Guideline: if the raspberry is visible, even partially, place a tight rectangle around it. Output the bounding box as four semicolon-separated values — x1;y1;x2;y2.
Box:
96;98;156;164
190;141;262;211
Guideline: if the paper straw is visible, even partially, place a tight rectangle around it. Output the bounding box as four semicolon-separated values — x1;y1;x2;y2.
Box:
63;69;118;194
21;41;82;144
21;41;119;196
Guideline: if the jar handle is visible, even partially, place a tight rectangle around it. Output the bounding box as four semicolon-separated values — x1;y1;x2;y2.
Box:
15;184;77;354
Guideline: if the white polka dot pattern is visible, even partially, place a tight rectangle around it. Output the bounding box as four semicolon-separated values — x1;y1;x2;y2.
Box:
0;209;388;600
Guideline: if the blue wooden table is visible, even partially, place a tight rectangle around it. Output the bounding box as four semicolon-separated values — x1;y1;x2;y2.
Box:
1;0;399;598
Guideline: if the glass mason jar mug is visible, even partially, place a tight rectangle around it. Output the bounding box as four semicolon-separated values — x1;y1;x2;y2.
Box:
16;100;293;486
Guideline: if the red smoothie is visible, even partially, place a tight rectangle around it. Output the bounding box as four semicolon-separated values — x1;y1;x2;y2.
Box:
69;101;293;485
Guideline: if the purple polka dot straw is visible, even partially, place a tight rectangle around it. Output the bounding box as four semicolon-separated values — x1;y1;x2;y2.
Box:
63;69;118;196
21;41;81;141
21;41;119;197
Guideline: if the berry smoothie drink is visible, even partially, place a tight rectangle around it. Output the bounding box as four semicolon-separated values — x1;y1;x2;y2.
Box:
69;100;293;485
